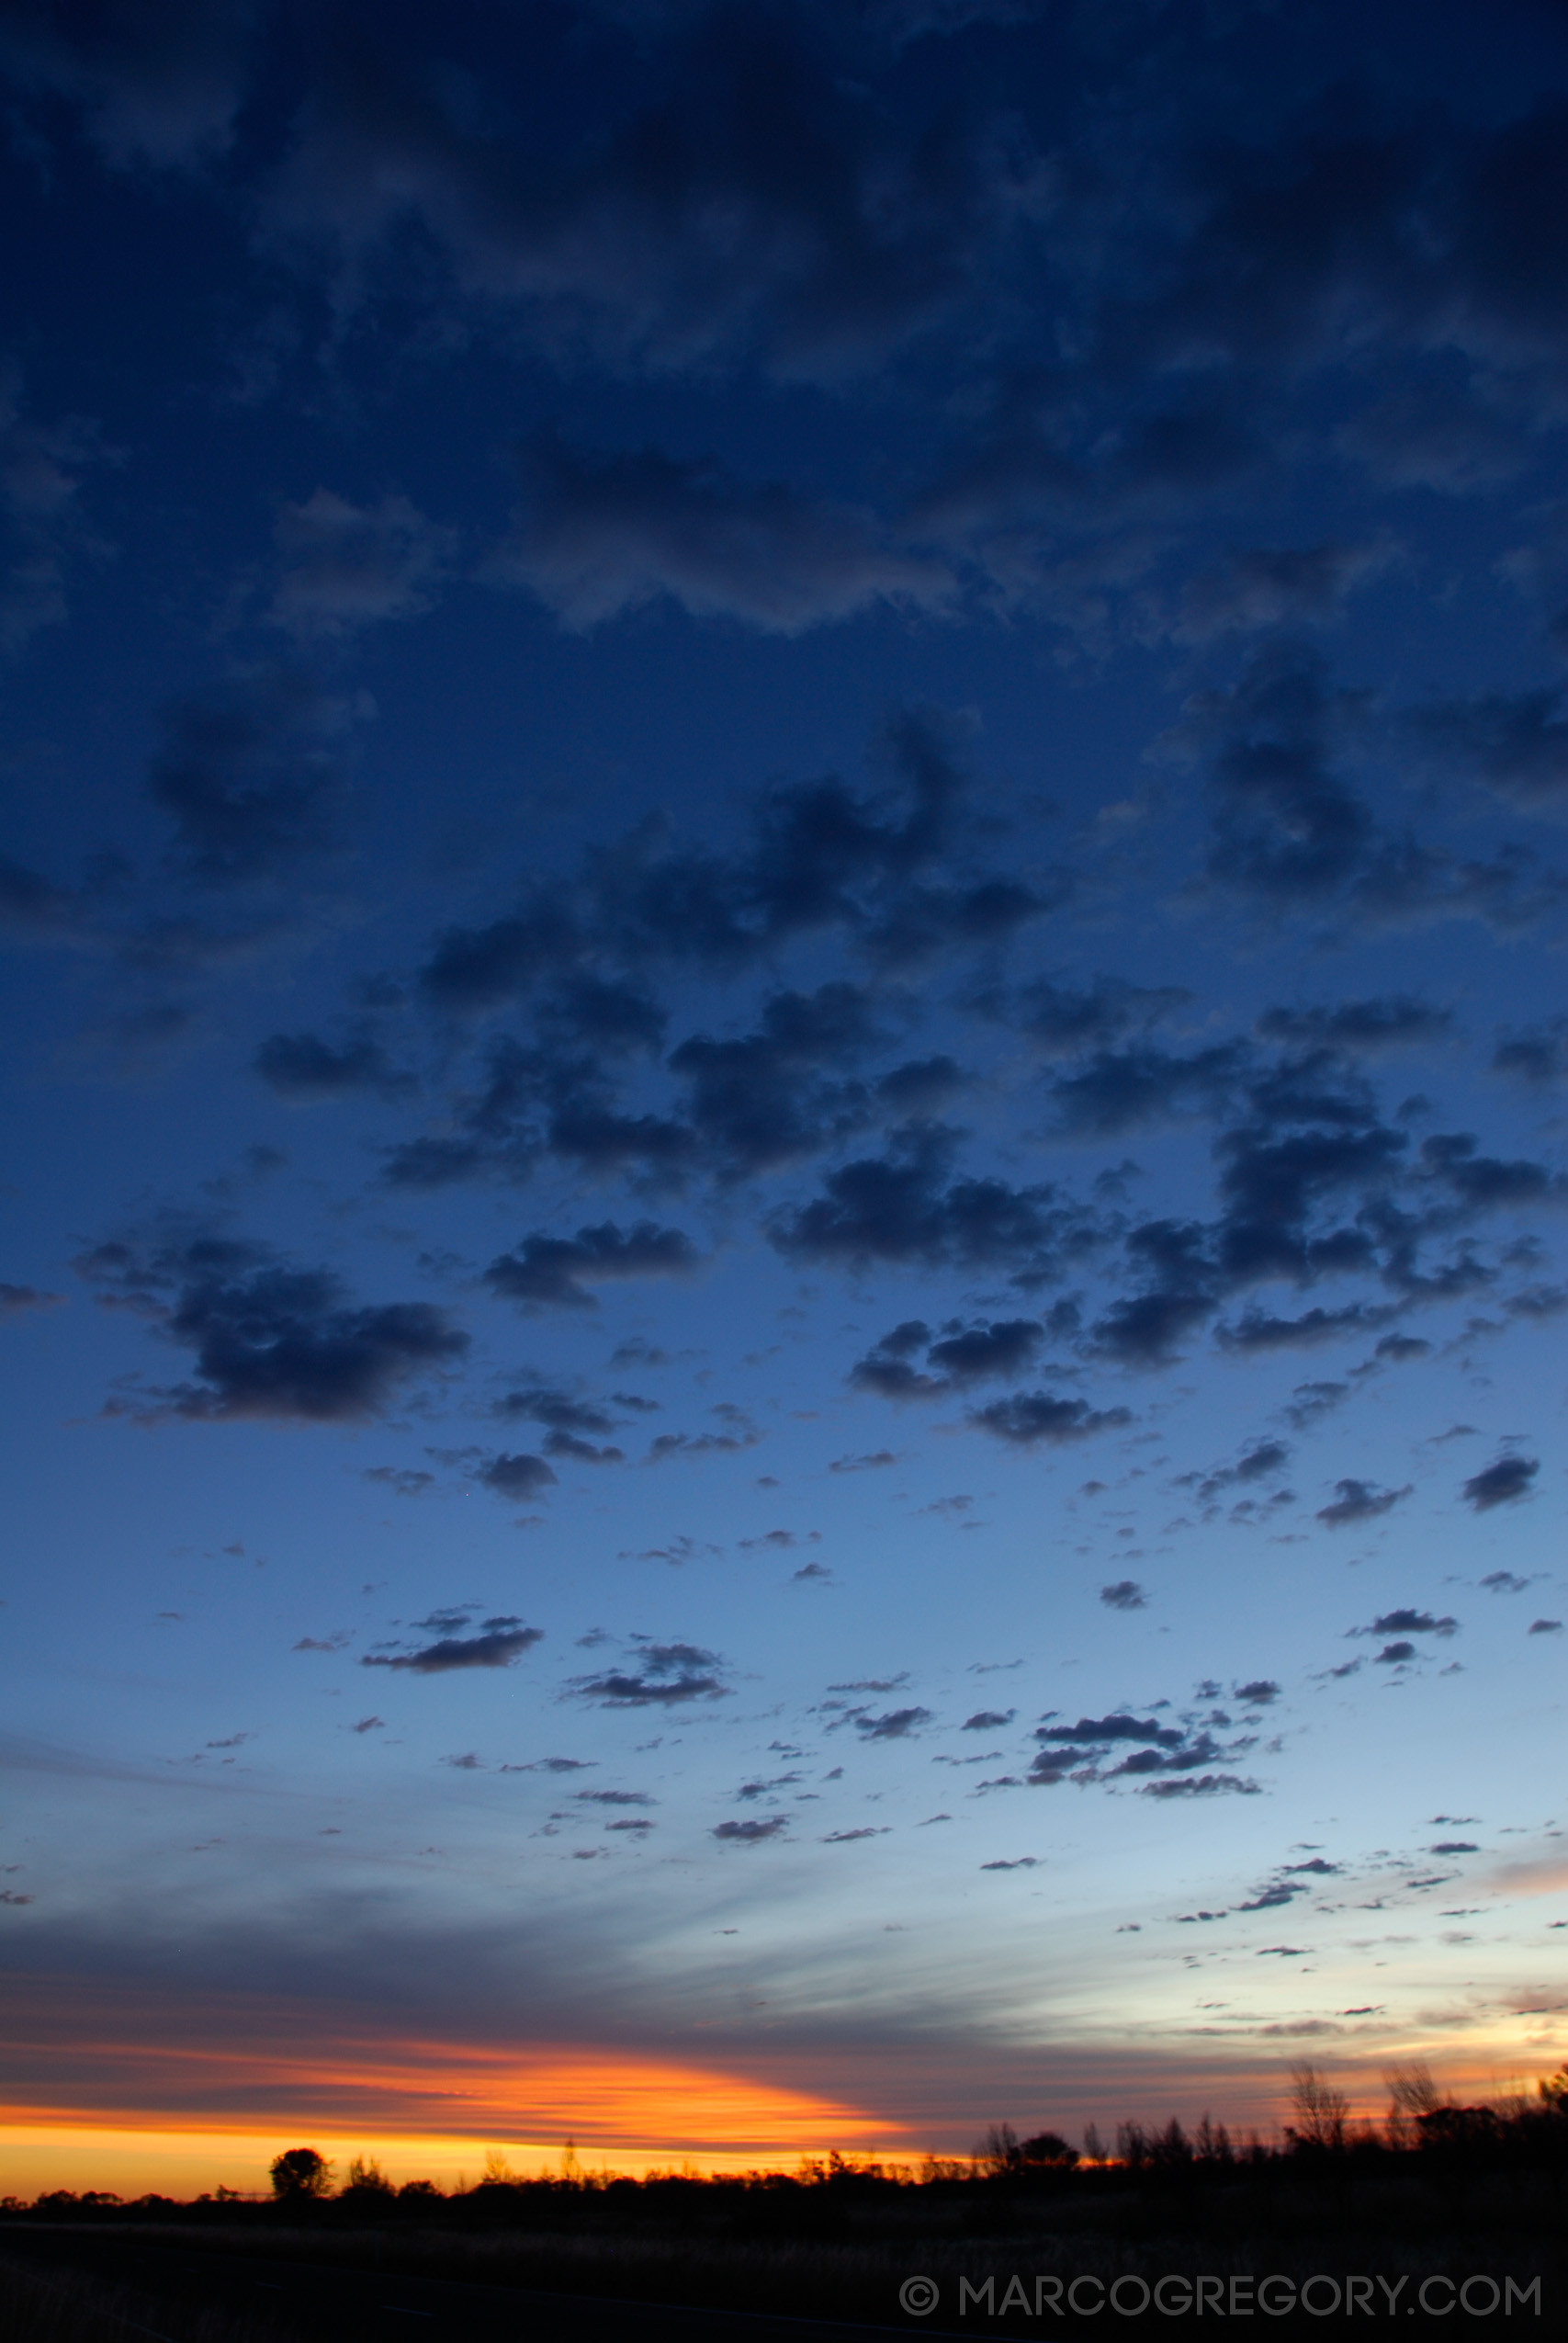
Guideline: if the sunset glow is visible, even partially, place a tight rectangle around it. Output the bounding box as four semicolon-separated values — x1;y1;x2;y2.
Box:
0;2055;909;2202
0;2042;1558;2201
0;2056;902;2159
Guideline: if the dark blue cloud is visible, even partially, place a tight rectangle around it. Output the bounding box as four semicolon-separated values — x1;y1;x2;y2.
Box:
1179;643;1562;931
254;1030;412;1100
74;1228;466;1422
1316;1478;1411;1528
0;1281;63;1318
572;1642;730;1707
485;1221;701;1309
772;1124;1091;1279
475;1452;558;1500
363;1624;543;1674
497;431;953;633
850;1313;1047;1398
1256;996;1451;1051
970;1390;1132;1445
147;672;365;889
1461;1454;1539;1510
1046;1042;1246;1138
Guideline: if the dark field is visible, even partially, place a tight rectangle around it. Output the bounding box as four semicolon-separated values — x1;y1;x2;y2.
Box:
5;2095;1566;2339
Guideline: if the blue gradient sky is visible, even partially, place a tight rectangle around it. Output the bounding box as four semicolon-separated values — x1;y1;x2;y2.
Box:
1;0;1566;2176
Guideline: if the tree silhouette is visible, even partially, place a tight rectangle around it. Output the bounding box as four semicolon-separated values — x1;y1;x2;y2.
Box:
1287;2066;1348;2152
1383;2061;1442;2146
976;2122;1078;2175
340;2155;394;2201
269;2146;333;2200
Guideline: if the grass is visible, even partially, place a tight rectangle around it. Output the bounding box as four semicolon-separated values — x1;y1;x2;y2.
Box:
0;2253;300;2343
17;2179;1562;2337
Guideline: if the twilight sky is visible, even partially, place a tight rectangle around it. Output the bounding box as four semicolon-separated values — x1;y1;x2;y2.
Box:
2;0;1567;2193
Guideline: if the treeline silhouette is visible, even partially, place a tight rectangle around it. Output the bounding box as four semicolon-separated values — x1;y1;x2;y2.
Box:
8;2061;1568;2223
4;2073;1564;2340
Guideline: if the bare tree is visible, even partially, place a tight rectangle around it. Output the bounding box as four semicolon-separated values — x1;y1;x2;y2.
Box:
341;2155;393;2198
1384;2061;1443;2145
976;2122;1020;2175
1288;2065;1348;2152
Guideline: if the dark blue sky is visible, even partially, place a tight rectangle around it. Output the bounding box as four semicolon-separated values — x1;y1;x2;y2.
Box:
2;0;1566;2181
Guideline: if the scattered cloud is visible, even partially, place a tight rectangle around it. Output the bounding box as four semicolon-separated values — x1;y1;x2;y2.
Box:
1315;1478;1411;1529
1461;1454;1539;1510
485;1221;701;1310
570;1641;729;1707
496;432;953;635
474;1452;558;1501
254;1029;412;1100
0;1282;63;1318
1354;1609;1459;1640
846;1705;932;1740
147;670;368;889
1144;1774;1260;1800
75;1226;466;1422
970;1391;1133;1445
363;1623;543;1674
268;489;454;639
363;1466;434;1498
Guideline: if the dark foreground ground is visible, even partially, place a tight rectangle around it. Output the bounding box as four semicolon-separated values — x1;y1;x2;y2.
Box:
0;2228;978;2343
6;2126;1566;2339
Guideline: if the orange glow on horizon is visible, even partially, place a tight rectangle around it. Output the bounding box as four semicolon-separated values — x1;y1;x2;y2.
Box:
0;2047;903;2153
3;1971;1562;2200
0;2119;907;2202
0;2037;913;2197
0;1975;908;2166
